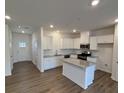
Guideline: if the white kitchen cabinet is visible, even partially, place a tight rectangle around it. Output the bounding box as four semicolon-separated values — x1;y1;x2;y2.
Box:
43;56;63;70
111;24;118;81
68;38;74;49
62;38;74;49
63;61;96;89
80;31;90;44
73;38;80;49
97;35;114;44
90;36;97;50
43;36;53;49
43;37;47;49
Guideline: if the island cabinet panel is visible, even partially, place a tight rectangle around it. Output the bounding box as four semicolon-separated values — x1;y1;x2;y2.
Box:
63;62;95;89
85;66;95;87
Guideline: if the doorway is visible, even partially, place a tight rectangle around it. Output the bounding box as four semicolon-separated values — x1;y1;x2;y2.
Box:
12;33;32;63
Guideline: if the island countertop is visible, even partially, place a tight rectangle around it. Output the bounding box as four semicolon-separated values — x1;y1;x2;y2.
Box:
62;58;96;68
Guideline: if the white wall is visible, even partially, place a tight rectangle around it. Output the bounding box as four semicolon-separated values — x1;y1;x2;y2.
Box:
5;24;12;76
91;26;114;73
91;26;114;36
12;33;32;63
111;24;118;81
97;44;113;73
32;28;44;72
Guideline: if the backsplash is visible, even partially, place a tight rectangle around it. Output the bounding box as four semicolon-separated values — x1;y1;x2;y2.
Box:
44;49;84;56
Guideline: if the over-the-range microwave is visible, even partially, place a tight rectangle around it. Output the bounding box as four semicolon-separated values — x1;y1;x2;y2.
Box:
80;44;90;49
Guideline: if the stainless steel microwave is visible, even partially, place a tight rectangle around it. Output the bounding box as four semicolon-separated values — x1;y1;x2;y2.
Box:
80;44;90;49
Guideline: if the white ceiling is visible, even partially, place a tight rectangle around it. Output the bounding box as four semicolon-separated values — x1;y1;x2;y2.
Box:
5;0;118;33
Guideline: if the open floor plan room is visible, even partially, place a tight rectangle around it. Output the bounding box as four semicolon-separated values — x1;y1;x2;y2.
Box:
5;0;118;93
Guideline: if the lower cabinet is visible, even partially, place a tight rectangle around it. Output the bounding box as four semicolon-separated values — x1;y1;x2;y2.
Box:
43;56;63;70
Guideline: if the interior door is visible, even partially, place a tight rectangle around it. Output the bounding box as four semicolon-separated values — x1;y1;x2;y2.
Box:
13;33;32;63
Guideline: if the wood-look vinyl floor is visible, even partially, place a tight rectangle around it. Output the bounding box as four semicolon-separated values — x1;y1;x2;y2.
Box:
6;61;118;93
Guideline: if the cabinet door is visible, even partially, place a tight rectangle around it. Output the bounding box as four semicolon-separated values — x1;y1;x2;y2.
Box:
47;37;53;49
90;37;97;50
97;35;114;43
62;38;67;49
59;38;63;49
62;38;74;49
80;31;90;44
68;38;74;49
43;36;53;49
74;38;80;49
43;37;47;49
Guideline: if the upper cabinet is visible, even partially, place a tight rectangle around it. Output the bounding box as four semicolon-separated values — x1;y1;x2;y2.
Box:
43;36;53;50
61;38;74;49
97;35;114;44
80;31;90;44
73;38;80;49
90;36;97;50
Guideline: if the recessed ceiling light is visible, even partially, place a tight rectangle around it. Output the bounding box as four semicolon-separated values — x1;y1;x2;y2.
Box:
5;15;11;20
22;31;25;33
50;25;54;28
91;0;100;6
115;19;118;23
73;29;77;32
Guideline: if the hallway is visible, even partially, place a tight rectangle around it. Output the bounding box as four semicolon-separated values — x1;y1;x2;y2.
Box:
6;61;118;93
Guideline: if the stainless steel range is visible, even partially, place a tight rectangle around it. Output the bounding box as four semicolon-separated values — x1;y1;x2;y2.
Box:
77;51;91;60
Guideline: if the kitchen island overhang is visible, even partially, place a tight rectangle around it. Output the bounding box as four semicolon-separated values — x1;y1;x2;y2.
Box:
62;58;96;89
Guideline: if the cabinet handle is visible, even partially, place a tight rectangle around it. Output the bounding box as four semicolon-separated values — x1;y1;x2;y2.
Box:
116;61;118;63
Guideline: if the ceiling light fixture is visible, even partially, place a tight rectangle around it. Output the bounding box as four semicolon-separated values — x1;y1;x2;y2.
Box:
50;25;54;28
91;0;100;6
73;29;77;32
115;19;118;23
22;31;25;33
5;15;11;20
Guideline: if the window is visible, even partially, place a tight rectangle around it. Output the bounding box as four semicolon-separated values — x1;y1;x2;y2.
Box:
19;41;26;48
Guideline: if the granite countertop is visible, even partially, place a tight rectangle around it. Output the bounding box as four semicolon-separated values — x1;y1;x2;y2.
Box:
44;54;64;58
62;58;96;68
44;53;79;58
87;56;98;58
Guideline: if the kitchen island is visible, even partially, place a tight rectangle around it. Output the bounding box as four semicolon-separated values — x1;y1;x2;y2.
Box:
62;58;96;89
